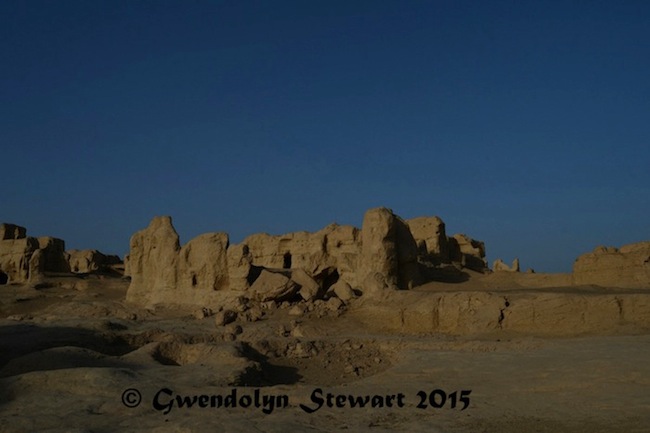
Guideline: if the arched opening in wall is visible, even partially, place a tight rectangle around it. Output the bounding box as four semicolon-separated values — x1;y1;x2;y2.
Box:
191;274;198;287
0;271;8;285
283;252;292;269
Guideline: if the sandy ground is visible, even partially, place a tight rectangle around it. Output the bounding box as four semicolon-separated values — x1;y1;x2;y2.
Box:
1;274;649;432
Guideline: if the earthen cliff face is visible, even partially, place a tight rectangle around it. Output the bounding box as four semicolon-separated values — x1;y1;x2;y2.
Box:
573;242;650;289
124;207;489;307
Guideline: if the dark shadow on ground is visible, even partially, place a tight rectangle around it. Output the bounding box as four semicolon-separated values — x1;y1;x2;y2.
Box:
0;323;135;370
424;266;471;283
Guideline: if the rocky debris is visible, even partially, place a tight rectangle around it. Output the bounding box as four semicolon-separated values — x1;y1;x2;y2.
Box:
192;307;213;320
214;309;237;326
249;269;300;302
232;296;250;313
242;305;264;322
240;338;391;386
222;332;237;341
261;300;277;310
448;234;488;272
493;258;520;272
573;242;650;289
291;268;321;301
330;280;355;302
288;340;317;358
291;324;305;338
277;324;290;337
327;297;344;311
288;304;305;316
224;323;243;335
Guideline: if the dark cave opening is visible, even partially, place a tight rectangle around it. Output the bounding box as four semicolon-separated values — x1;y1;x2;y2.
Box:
283;252;292;269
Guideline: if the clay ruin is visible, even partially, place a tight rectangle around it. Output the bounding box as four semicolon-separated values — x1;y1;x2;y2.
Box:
123;207;494;308
0;223;121;285
1;208;650;433
113;206;649;311
3;208;649;305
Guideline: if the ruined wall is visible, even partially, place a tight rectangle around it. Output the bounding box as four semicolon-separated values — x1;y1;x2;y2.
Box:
0;223;26;241
37;237;70;273
0;224;70;284
359;207;421;290
125;207;433;307
126;216;181;305
493;258;520;272
241;223;361;287
407;216;449;263
177;232;230;292
355;290;650;337
0;224;33;283
573;242;650;288
0;237;39;284
448;234;488;272
67;249;122;274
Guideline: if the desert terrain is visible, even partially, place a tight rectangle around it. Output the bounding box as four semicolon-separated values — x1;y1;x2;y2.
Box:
1;211;649;432
4;2;649;431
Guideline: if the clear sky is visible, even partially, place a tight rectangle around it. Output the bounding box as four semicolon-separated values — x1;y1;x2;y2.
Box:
2;0;649;273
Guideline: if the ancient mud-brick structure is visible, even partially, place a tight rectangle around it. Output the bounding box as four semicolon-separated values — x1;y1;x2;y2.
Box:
0;223;123;285
125;207;489;307
0;223;68;285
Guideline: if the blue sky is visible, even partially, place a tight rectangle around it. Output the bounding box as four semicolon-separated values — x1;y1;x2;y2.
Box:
2;0;649;273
